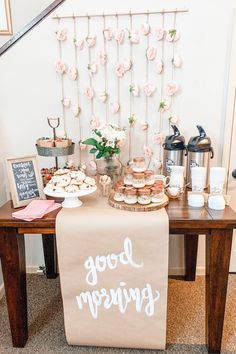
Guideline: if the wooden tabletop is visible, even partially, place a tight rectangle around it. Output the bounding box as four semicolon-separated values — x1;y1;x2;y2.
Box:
0;194;236;231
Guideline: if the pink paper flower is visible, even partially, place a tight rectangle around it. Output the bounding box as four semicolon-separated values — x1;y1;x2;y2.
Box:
115;62;126;77
74;38;84;50
155;58;164;74
129;84;139;97
87;62;97;77
172;53;182;68
143;83;156;97
123;58;132;71
89;160;97;170
99;91;108;103
84;87;94;99
169;114;180;124
68;65;78;80
79;142;87;151
143;145;153;157
166;81;179;96
159;98;170;113
166;29;180;42
141;122;149;131
153;133;164;145
90;115;100;128
129;29;140;44
146;46;157;61
155;27;165;41
99;51;108;65
141;22;150;35
114;29;125;44
103;27;113;41
56;27;67;41
86;34;96;47
111;102;120;113
72;105;81;117
153;159;162;170
62;98;70;108
55;59;66;74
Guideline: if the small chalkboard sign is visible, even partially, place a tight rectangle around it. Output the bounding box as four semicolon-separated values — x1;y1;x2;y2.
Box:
6;155;45;208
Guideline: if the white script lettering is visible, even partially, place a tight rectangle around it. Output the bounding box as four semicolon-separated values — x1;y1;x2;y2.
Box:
84;237;143;286
76;282;160;319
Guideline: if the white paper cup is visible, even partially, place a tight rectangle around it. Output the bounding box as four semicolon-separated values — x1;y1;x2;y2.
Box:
191;167;207;193
169;166;185;188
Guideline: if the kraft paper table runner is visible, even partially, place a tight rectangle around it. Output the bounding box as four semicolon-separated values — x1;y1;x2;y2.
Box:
56;194;169;350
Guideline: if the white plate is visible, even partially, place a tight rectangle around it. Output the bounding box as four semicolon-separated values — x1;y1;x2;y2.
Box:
44;185;97;208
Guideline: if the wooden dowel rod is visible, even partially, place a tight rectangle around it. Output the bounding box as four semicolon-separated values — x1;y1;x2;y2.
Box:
52;8;189;19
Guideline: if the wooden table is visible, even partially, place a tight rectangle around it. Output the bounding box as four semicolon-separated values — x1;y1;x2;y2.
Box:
0;196;236;353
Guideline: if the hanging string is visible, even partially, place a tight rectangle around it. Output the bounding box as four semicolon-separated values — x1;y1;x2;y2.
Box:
145;11;150;147
87;15;94;118
116;14;121;127
158;10;165;159
128;12;134;161
169;10;177;133
73;16;82;164
103;14;109;124
58;18;66;133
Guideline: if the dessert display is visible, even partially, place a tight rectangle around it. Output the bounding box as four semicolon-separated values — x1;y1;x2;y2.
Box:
112;157;167;206
45;169;96;193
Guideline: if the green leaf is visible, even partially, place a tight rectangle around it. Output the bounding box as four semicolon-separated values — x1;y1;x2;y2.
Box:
82;138;97;146
89;147;97;154
96;151;104;159
94;129;102;137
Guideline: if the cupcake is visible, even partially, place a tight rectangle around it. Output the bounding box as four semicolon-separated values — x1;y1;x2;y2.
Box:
37;137;54;148
55;138;72;148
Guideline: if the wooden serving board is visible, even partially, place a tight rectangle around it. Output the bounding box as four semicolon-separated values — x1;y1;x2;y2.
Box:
108;192;169;212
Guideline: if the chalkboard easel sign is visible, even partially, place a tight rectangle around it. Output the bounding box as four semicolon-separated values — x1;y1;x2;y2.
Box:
6;155;45;208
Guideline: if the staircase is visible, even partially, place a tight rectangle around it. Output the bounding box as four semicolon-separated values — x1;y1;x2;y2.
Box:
0;0;65;56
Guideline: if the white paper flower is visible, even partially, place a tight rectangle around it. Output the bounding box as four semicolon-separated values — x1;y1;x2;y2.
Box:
129;29;140;44
159;98;170;113
115;29;125;44
87;62;97;77
166;29;180;42
141;22;150;35
74;38;84;50
146;46;157;61
111;102;120;113
155;58;163;74
72;105;81;117
129;84;139;97
169;114;180;124
155;27;165;41
166;81;179;96
103;27;113;41
143;83;156;97
62;98;70;108
99;51;108;65
90;115;100;128
141;122;149;131
99;91;108;103
172;53;182;68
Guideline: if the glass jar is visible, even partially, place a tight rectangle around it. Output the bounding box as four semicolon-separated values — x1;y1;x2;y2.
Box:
124;167;133;185
132;172;145;188
145;170;155;186
124;188;137;204
114;185;125;202
132;157;146;172
151;182;164;202
138;188;151;205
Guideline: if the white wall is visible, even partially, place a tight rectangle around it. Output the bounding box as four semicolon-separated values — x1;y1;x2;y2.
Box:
0;0;52;47
0;0;235;277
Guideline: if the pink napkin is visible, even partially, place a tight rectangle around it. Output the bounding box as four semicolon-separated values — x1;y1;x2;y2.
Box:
12;200;61;221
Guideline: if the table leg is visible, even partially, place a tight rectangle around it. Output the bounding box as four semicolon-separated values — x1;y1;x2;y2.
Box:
206;229;233;353
0;228;28;347
42;234;58;279
184;234;199;281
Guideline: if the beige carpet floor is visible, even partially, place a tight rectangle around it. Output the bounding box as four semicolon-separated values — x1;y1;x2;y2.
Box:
0;275;236;354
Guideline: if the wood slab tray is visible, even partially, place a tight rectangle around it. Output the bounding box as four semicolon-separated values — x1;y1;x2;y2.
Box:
108;192;169;212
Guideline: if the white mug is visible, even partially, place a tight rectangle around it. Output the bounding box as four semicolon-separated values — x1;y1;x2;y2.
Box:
154;174;170;187
191;166;207;193
169;166;185;189
210;167;225;194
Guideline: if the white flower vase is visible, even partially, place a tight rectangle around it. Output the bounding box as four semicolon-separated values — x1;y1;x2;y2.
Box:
96;155;122;184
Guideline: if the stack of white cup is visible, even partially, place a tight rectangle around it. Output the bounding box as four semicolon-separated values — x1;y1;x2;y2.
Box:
209;167;225;194
191;167;207;193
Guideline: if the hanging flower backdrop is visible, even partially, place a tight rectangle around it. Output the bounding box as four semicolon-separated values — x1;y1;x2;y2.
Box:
53;10;183;168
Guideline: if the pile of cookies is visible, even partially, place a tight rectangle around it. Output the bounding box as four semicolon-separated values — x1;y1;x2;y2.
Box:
46;168;96;193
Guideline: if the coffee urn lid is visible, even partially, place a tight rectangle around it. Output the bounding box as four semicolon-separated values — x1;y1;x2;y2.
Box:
187;125;212;152
163;125;185;151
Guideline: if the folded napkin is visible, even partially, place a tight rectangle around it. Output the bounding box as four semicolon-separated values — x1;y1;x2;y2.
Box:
12;200;61;221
